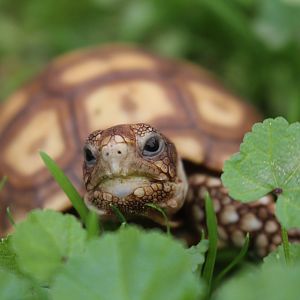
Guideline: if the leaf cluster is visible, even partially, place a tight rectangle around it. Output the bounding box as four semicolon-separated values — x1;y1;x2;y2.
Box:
0;152;250;299
2;116;300;298
0;211;204;300
222;117;300;228
214;243;300;300
219;116;300;298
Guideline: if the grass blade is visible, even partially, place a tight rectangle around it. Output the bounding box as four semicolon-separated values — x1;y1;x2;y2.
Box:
202;192;218;298
281;227;290;264
6;207;16;226
86;211;101;239
0;176;8;192
39;151;88;224
146;203;170;236
110;204;127;227
213;233;250;287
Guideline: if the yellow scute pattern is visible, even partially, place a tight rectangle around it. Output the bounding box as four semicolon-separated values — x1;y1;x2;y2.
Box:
60;53;157;85
0;91;27;134
188;81;243;127
84;80;177;131
4;109;65;176
168;134;204;164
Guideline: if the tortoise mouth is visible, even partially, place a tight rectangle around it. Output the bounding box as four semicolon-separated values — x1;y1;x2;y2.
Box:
84;176;174;216
99;176;157;198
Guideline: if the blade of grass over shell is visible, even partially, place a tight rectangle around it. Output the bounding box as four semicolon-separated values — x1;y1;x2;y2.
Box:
0;176;7;192
86;211;101;239
202;192;218;299
6;207;15;226
146;203;170;236
213;233;250;288
110;204;127;227
200;229;206;275
39;151;88;224
281;227;290;265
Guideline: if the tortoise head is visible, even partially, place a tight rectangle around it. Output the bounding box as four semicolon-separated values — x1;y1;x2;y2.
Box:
83;123;188;221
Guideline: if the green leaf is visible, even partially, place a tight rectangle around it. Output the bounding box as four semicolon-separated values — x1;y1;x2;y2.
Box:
0;269;40;300
11;210;87;284
0;238;49;299
52;226;204;300
40;151;88;223
222;117;300;228
186;239;209;273
263;243;300;268
214;263;300;300
254;0;300;49
0;237;19;273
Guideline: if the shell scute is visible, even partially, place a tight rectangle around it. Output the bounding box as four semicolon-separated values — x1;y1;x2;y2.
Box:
0;44;261;235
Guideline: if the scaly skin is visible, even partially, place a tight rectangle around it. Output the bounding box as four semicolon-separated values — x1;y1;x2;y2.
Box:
184;174;300;257
83;123;300;256
83;123;187;220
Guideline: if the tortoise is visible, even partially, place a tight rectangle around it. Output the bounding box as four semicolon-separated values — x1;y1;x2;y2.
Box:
0;44;298;256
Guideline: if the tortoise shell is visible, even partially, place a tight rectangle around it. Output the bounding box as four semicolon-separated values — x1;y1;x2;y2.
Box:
0;44;261;234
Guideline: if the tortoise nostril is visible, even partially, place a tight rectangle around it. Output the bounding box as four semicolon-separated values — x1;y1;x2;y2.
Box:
102;142;128;161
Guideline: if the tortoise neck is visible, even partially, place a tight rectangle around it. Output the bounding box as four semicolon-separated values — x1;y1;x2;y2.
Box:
175;157;189;209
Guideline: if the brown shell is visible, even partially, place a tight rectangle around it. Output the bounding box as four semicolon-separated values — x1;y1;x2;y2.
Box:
0;44;261;234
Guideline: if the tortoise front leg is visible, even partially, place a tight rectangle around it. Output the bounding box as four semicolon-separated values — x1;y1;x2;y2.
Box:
185;174;300;257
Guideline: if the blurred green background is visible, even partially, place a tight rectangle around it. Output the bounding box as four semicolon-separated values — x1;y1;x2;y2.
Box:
0;0;299;121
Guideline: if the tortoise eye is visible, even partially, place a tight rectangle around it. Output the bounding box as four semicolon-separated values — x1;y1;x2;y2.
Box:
84;146;97;166
143;136;164;157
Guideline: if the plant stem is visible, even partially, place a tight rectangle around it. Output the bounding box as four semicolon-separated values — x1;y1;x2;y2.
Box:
86;211;101;239
202;192;218;298
214;233;249;287
281;227;290;265
6;207;16;226
146;203;170;236
110;204;127;227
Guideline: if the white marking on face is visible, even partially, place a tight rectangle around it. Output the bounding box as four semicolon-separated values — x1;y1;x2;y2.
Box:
114;135;125;143
101;141;129;175
100;177;149;198
134;187;145;197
